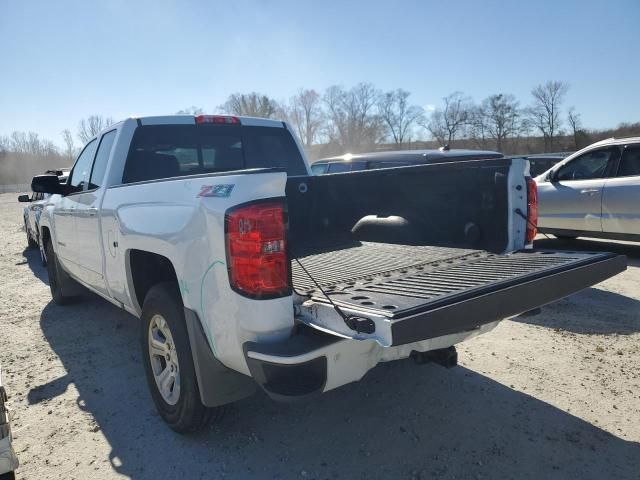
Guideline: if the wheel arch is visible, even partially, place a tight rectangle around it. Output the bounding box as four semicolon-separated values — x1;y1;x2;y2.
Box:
127;249;180;314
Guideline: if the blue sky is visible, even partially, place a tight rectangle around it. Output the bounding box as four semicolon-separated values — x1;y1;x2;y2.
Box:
1;0;638;146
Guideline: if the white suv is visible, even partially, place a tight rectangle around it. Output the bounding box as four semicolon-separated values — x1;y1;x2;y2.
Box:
536;137;640;241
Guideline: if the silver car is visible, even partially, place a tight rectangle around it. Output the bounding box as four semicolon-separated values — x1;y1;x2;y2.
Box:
535;137;640;241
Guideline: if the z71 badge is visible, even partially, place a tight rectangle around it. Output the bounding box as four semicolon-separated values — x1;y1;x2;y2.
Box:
197;184;235;198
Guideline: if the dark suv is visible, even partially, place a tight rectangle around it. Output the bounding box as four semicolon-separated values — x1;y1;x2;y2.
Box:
310;148;504;175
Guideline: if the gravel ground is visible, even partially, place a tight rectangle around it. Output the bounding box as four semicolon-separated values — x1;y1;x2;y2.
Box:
0;192;639;480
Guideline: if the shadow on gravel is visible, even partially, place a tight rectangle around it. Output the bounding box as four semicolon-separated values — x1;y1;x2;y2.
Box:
514;238;640;335
21;245;48;284
30;297;640;480
515;287;640;335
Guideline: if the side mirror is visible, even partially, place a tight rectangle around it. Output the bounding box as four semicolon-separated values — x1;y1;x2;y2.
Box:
18;194;31;203
548;169;559;183
31;174;63;195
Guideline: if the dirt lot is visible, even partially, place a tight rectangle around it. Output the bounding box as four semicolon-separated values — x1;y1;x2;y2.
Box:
0;192;639;480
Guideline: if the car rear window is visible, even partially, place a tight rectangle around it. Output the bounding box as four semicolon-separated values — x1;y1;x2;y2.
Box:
122;124;307;184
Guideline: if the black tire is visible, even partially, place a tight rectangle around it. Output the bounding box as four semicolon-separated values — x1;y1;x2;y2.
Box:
45;239;77;305
0;471;16;480
141;282;215;433
25;218;37;248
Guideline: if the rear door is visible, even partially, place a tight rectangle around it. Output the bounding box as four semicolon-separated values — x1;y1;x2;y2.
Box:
537;147;619;232
602;144;640;235
72;129;117;293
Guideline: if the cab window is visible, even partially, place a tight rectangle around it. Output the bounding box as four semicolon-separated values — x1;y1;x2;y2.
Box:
68;140;98;192
89;130;117;189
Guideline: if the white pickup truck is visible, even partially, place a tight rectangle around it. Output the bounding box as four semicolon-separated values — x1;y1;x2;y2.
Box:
31;115;626;433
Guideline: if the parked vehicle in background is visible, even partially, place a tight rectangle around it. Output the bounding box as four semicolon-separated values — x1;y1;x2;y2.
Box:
19;170;69;262
522;152;572;177
310;148;503;174
45;169;70;184
18;190;48;250
31;115;625;433
0;365;18;480
536;137;640;241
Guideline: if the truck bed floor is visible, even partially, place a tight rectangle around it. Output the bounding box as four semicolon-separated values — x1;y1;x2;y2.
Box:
292;242;482;293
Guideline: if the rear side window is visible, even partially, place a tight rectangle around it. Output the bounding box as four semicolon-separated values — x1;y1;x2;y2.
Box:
327;162;352;173
367;161;413;170
90;130;117;189
122;124;307;184
310;163;328;175
69;140;98;192
326;161;367;173
616;146;640;177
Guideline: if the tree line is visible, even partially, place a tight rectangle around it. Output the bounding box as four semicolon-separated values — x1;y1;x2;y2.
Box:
208;80;634;156
1;80;639;170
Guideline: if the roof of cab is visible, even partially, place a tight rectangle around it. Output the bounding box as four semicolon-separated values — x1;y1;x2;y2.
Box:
135;114;285;128
315;149;503;164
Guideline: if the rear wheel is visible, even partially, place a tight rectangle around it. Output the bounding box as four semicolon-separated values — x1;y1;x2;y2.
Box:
141;282;215;433
0;471;16;480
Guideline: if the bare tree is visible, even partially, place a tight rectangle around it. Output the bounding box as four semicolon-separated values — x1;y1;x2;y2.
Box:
286;89;324;147
176;106;204;115
77;115;114;144
527;81;569;151
420;92;472;146
378;89;424;146
467;105;489;149
567;107;583;150
61;129;76;163
480;94;523;152
323;83;384;152
218;93;279;118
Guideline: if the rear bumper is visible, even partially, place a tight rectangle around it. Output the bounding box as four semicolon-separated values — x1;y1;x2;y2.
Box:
243;322;498;401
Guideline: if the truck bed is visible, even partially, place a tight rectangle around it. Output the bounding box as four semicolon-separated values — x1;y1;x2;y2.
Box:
292;242;626;344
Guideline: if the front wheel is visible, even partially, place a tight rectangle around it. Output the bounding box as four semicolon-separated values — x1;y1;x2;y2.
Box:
45;239;78;305
25;218;37;248
141;282;216;433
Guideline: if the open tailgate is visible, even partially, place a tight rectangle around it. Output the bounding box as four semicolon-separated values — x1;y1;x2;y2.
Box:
293;246;626;346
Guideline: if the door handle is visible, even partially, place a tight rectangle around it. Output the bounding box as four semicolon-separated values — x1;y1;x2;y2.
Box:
87;207;98;216
579;189;599;195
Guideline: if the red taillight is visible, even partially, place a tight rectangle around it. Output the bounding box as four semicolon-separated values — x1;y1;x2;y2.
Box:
526;177;538;244
225;200;290;298
195;115;240;125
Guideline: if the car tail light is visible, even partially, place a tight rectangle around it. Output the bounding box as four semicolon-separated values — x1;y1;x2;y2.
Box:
195;115;240;125
526;176;538;244
225;200;290;298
